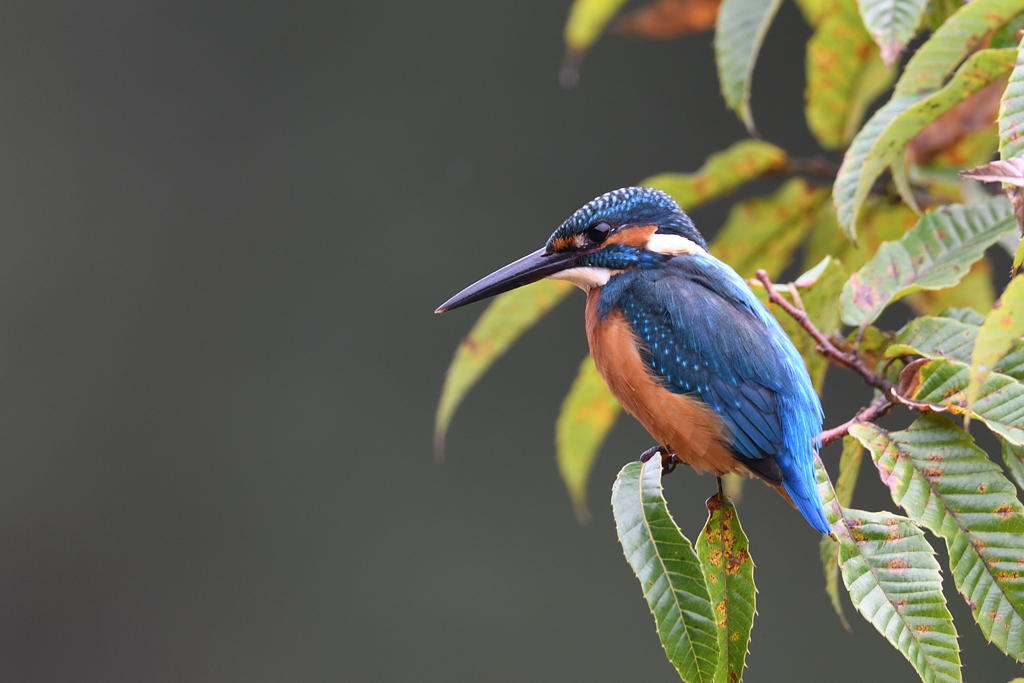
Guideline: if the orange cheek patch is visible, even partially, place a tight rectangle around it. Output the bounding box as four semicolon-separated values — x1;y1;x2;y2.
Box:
550;236;580;252
606;225;658;248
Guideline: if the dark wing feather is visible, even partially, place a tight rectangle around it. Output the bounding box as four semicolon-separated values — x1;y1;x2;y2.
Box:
611;266;786;469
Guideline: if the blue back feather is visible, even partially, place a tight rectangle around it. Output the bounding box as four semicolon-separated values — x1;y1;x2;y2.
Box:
596;253;830;534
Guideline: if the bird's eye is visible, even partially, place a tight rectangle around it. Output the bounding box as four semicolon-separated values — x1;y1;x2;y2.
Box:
585;222;611;244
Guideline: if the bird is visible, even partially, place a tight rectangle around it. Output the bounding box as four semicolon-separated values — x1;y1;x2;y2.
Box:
436;187;830;534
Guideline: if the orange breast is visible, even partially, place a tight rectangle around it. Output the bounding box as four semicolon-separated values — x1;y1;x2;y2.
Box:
585;289;743;477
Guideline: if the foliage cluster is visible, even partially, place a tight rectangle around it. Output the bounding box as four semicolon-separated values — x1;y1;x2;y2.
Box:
438;0;1024;680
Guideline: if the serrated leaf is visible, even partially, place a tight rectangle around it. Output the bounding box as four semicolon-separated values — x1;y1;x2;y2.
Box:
834;48;1017;237
820;435;864;631
814;455;962;683
750;257;847;393
805;198;918;272
805;0;894;150
612;456;720;682
889;313;1024;377
556;355;622;521
850;415;1024;661
855;0;928;66
793;0;838;27
967;276;1024;423
905;257;996;319
911;80;1004;167
896;0;1023;96
711;178;829;280
714;0;785;133
899;357;1024;445
641;139;788;211
1001;440;1024;491
840;197;1017;328
999;33;1024;160
435;280;574;456
696;493;755;683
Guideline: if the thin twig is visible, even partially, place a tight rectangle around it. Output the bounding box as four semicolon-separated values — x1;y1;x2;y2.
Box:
819;394;894;447
755;270;895;394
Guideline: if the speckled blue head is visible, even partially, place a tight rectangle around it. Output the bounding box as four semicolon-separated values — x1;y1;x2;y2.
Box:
545;187;706;252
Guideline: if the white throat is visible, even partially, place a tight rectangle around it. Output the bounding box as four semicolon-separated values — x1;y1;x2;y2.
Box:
548;266;612;291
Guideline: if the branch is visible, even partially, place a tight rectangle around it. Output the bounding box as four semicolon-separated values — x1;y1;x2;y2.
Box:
755;270;895;395
753;270;903;446
819;393;894;447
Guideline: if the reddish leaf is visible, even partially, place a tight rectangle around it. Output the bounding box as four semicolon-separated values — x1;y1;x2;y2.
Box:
910;79;1005;165
613;0;721;38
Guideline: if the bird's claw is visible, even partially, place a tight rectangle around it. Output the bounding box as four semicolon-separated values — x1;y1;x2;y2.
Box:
639;446;679;476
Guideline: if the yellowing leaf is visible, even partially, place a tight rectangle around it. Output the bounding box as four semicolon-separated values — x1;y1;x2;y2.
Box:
556;355;622;521
805;0;894;150
435;280;574;456
804;197;918;272
641;139;788;211
966;276;1024;424
711;178;829;280
835;48;1017;238
840;197;1016;329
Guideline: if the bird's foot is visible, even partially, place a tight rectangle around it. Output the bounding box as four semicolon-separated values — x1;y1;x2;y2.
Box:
639;446;680;476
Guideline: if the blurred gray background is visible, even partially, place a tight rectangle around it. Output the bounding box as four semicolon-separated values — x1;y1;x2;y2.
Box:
0;1;1017;681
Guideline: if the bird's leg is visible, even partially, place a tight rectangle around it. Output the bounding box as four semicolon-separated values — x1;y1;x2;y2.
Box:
639;445;680;476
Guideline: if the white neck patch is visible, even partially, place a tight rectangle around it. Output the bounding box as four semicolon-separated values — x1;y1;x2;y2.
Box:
645;233;706;256
548;266;612;291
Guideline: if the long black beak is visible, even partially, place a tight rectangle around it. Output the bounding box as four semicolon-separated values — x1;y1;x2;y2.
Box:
435;247;579;313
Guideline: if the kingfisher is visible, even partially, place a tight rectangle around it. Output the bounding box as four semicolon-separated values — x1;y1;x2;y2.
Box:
436;187;830;534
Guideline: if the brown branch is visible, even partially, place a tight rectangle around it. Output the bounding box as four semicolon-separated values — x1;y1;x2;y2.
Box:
754;270;903;446
755;270;895;395
819;393;895;447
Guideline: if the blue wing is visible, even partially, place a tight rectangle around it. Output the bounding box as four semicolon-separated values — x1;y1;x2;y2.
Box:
599;253;830;533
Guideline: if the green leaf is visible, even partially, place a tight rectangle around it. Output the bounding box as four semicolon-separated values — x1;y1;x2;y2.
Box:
1001;440;1024;491
820;435;864;631
840;197;1017;328
834;48;1017;237
814;456;962;683
434;280;575;456
612;457;720;682
714;0;785;133
1000;33;1024;160
556;355;622;522
564;0;632;52
805;0;894;150
896;0;1023;96
641;139;788;211
850;415;1024;661
696;493;755;683
793;0;838;26
967;276;1024;422
855;0;928;66
805;197;917;272
889;310;1024;377
900;357;1024;446
751;257;847;393
905;258;996;319
710;178;830;280
888;315;980;362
